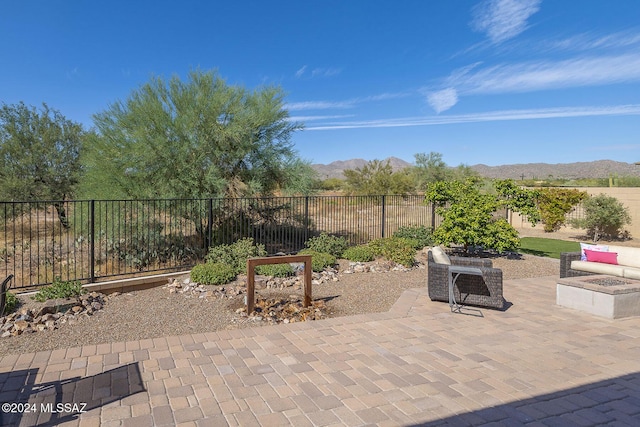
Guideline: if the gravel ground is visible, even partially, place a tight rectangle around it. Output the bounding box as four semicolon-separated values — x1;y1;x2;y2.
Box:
1;253;560;357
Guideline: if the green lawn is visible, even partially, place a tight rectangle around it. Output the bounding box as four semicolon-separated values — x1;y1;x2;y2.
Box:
519;237;580;259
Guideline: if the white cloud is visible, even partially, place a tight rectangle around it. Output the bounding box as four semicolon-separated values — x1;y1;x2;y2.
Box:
311;67;342;78
366;92;413;102
66;67;79;80
447;53;640;95
294;66;342;79
545;29;640;53
471;0;541;44
295;65;307;78
287;91;410;112
287;100;357;111
288;114;355;122
305;104;640;130
426;88;459;113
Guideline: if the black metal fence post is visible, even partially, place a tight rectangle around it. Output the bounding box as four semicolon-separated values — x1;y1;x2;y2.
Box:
381;195;386;238
304;196;310;244
89;199;95;283
207;198;214;249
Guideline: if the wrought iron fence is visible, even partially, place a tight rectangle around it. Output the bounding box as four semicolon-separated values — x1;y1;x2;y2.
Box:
1;195;437;290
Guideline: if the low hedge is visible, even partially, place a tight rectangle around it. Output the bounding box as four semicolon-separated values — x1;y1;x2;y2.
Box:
190;262;237;285
255;263;294;277
392;225;434;249
297;249;336;272
206;238;267;275
367;237;416;267
304;232;348;258
33;278;86;302
342;245;375;262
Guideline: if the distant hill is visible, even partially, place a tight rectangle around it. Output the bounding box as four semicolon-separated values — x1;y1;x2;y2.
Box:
469;160;640;180
312;157;412;179
311;158;640;180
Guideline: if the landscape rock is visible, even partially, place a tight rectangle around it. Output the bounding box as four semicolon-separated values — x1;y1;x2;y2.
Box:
234;296;330;326
342;260;421;274
0;291;108;337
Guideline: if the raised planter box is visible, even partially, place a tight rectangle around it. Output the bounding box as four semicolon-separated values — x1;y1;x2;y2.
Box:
557;275;640;319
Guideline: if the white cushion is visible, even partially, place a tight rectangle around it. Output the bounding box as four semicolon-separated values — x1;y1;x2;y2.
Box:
608;245;640;269
623;267;640;280
431;246;451;265
571;260;625;276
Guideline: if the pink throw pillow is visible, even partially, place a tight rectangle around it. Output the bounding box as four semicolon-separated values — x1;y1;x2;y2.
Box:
580;243;608;261
584;249;618;265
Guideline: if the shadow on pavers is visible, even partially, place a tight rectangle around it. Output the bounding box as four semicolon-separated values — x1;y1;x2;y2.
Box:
1;362;145;427
407;371;640;426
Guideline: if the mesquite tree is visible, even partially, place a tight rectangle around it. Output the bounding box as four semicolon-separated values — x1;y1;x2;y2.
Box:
80;69;311;247
0;102;84;227
82;69;307;199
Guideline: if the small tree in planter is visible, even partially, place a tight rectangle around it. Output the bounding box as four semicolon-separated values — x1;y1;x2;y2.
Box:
426;178;540;253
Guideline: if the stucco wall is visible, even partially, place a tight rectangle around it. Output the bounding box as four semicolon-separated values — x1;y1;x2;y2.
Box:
512;187;640;238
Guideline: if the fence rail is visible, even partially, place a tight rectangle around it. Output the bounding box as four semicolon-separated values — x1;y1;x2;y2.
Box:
1;195;437;291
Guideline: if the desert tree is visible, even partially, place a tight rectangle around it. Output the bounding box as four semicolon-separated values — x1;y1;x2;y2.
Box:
412;152;448;189
0;102;85;227
426;178;540;253
80;69;308;247
81;69;305;199
412;151;477;192
343;159;414;196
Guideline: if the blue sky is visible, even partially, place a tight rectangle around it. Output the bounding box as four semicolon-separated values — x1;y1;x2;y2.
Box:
2;0;640;166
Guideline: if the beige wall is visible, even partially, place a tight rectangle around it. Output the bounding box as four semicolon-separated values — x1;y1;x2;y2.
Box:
512;187;640;238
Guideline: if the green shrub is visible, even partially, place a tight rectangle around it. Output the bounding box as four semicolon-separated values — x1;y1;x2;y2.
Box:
206;238;267;274
2;292;18;314
33;278;85;302
366;237;387;257
392;226;434;249
367;237;416;267
255;263;294;277
426;179;538;253
570;194;632;242
190;262;236;285
304;232;348;258
342;245;375;262
537;188;588;232
297;249;337;272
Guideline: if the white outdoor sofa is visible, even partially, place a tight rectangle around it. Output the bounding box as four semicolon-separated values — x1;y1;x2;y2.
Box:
560;244;640;279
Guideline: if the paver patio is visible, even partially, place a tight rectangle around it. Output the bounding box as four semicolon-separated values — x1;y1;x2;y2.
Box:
1;275;640;426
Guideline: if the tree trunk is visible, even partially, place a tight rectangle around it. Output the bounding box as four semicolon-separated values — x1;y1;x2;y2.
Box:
53;202;70;229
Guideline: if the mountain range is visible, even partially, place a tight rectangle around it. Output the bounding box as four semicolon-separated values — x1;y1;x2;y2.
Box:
311;158;640;180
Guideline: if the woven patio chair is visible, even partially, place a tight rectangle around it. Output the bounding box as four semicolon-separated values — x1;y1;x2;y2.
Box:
427;249;505;310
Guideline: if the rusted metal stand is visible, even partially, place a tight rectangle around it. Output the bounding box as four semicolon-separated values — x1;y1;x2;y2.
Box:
246;255;313;314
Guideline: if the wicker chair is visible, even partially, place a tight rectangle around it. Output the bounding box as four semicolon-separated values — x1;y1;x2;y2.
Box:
427;251;504;310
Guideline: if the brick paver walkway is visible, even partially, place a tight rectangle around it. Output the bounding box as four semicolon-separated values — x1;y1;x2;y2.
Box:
1;275;640;426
